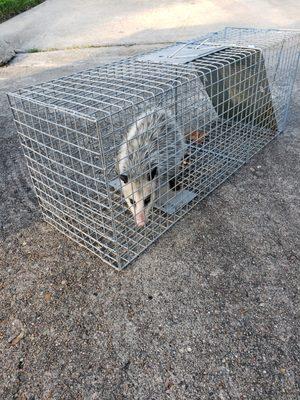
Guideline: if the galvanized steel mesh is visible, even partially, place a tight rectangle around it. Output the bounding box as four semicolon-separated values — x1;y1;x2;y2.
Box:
8;27;300;269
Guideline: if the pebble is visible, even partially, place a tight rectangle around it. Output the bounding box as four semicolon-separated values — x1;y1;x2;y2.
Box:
280;368;286;374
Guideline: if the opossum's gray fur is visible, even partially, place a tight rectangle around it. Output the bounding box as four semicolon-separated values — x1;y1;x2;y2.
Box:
117;107;186;226
118;108;186;184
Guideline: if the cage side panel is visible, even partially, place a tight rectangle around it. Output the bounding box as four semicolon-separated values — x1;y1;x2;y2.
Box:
101;44;297;268
8;95;121;268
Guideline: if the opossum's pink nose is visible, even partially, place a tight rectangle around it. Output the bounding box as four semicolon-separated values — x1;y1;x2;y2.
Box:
135;211;146;227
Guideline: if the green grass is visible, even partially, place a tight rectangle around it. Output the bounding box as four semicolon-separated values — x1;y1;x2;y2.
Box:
27;47;39;53
0;0;44;23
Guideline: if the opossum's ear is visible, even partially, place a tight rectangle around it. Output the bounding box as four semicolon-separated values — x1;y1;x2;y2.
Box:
147;166;158;181
120;174;128;184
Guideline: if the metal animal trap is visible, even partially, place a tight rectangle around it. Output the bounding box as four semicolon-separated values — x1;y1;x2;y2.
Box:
8;27;300;270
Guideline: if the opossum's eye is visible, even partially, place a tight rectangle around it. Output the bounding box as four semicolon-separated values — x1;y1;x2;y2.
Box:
120;174;128;184
129;198;136;206
144;195;151;206
147;166;158;181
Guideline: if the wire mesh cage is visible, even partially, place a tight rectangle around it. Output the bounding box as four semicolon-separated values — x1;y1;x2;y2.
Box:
8;27;300;270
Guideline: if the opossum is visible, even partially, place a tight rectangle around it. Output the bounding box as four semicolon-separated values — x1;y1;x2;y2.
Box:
117;108;186;227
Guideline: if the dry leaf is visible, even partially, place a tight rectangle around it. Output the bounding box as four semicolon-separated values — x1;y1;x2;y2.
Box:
187;130;207;144
44;292;52;302
280;368;286;374
9;330;25;346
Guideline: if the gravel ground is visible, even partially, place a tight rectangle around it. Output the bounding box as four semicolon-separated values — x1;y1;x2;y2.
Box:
0;47;300;400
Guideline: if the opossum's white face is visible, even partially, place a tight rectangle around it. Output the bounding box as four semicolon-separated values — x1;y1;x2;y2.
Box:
120;167;158;227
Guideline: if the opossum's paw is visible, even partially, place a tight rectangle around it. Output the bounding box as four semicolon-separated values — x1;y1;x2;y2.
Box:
169;176;182;191
181;152;191;166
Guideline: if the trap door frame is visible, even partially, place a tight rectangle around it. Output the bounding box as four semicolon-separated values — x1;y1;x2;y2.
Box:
192;47;277;132
139;42;278;133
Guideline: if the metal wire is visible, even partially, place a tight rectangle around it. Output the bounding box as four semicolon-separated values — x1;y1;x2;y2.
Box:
8;27;300;270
